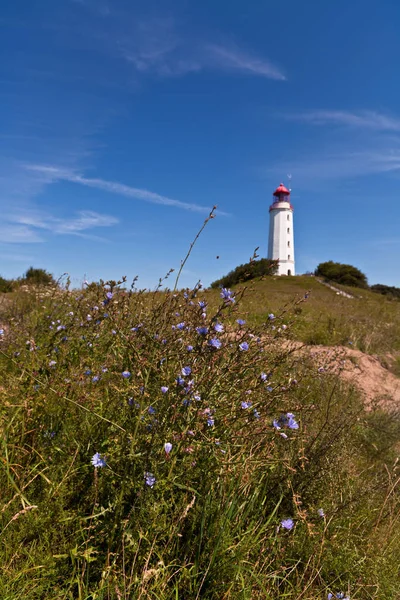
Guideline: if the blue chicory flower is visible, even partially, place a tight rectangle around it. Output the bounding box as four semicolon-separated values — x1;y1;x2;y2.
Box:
161;386;169;394
208;338;222;349
177;322;185;330
207;417;215;427
236;319;246;326
187;345;193;352
182;366;192;376
122;370;131;378
241;400;252;409
91;452;106;468
164;442;172;454
239;342;249;351
281;518;294;530
214;322;224;333
144;472;156;488
196;326;209;335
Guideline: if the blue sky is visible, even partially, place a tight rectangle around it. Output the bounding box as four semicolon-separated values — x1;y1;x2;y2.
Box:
1;0;400;288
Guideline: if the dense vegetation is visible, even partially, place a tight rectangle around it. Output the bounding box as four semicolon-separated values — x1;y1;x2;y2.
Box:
0;274;400;599
210;258;279;288
371;283;400;299
315;261;368;288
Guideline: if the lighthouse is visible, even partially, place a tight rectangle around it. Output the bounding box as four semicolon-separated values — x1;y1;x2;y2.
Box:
268;183;295;276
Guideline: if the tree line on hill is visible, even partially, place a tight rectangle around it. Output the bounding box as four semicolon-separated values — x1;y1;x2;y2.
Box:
211;258;400;300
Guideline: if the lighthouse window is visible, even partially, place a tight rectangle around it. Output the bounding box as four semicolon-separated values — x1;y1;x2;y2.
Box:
287;215;290;221
287;241;290;248
288;255;291;260
287;228;290;233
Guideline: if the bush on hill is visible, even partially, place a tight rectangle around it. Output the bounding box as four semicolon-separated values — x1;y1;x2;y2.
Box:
371;283;400;299
211;258;279;288
22;266;56;286
315;260;368;288
0;275;13;293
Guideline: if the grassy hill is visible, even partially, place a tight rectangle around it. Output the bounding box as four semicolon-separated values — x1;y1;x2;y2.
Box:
0;278;399;599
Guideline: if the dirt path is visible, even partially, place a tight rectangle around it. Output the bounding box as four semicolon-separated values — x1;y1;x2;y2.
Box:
291;343;400;410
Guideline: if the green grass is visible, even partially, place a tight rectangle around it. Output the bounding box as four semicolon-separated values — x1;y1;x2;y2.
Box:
0;278;399;599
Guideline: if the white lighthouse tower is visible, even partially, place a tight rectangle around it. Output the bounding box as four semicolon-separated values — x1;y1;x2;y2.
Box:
268;183;295;276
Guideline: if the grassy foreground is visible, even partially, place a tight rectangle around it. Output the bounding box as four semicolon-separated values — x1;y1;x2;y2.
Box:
0;278;400;599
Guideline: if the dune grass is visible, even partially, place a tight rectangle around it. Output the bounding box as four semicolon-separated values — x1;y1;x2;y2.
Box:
0;273;399;599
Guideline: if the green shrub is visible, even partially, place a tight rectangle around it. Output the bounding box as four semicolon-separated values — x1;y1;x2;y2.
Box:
211;258;279;288
315;261;368;288
0;275;13;293
22;266;55;286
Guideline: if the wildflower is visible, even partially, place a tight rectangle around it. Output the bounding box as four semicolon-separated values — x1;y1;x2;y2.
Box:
281;324;287;330
260;372;267;381
101;367;108;373
106;291;113;299
214;322;224;333
148;406;156;414
220;288;235;303
177;322;185;330
198;300;207;308
239;342;249;351
266;386;273;392
164;442;172;454
182;366;192;376
144;472;156;487
253;409;260;419
318;367;325;373
208;338;222;349
207;417;215;427
268;313;275;320
328;594;350;600
196;326;208;335
162;339;167;344
187;345;193;352
281;518;294;530
273;412;299;430
176;376;185;386
92;376;100;383
241;400;252;409
122;370;131;378
85;369;92;377
49;360;57;367
161;386;169;394
236;319;246;326
0;329;4;335
318;508;325;518
111;329;117;335
91;452;106;468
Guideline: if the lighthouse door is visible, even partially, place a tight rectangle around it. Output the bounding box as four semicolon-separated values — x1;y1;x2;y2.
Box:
287;269;292;276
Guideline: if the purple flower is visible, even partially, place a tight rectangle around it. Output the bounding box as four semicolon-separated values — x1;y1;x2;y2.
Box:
49;360;57;367
144;472;156;487
268;313;275;321
164;442;172;454
176;376;185;386
187;345;193;352
318;508;325;518
266;386;273;392
106;291;113;300
91;452;106;468
220;288;235;303
208;338;222;349
239;342;249;351
260;372;267;381
196;326;209;335
207;417;215;427
273;412;299;430
214;322;224;333
148;406;156;414
253;409;260;419
236;319;246;326
241;400;252;409
122;370;131;378
182;366;192;376
161;386;169;394
198;300;207;308
281;518;294;530
177;322;185;330
92;376;100;383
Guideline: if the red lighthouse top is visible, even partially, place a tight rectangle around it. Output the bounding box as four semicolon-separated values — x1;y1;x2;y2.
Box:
270;182;293;212
273;183;290;197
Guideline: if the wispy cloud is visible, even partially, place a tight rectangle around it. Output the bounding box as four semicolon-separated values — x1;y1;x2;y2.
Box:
206;44;286;80
0;225;44;244
13;208;118;235
118;17;285;80
286;110;400;131
26;164;219;213
268;148;400;185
